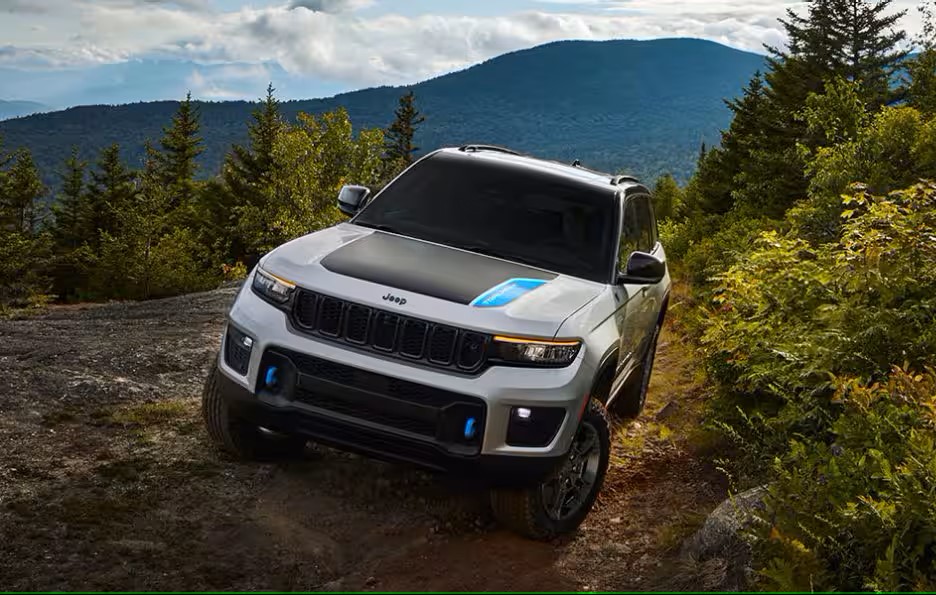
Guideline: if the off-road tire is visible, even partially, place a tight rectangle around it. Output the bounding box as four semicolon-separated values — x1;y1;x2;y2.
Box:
489;398;611;540
202;362;306;460
613;321;662;418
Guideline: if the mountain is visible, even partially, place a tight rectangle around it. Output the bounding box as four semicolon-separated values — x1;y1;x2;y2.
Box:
0;60;345;109
0;100;49;121
0;38;765;192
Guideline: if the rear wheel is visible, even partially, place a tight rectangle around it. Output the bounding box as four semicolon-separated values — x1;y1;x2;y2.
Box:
202;362;307;460
613;321;662;418
490;398;611;540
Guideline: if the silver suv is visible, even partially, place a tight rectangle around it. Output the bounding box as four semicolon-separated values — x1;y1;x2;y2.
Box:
202;145;671;539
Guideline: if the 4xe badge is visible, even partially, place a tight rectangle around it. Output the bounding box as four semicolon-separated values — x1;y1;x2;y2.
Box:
382;293;407;306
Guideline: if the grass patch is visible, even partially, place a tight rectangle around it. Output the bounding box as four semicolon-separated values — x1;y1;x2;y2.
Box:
110;400;191;427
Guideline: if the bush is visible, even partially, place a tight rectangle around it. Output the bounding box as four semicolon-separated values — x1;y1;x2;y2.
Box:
699;181;936;590
759;369;936;592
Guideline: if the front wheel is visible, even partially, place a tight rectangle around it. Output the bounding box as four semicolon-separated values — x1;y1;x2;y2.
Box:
490;398;611;540
202;362;307;461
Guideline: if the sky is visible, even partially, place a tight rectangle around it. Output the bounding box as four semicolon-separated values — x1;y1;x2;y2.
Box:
0;0;924;107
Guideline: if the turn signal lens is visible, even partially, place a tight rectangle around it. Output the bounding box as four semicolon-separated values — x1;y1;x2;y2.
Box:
252;268;296;305
490;335;581;367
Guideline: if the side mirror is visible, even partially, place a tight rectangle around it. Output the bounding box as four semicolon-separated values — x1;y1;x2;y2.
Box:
337;185;371;216
617;251;666;285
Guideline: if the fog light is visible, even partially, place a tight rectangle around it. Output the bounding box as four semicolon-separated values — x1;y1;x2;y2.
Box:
242;336;253;348
515;407;532;421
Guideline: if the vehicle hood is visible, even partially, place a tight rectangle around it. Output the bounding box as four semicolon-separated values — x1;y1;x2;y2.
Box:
259;224;604;338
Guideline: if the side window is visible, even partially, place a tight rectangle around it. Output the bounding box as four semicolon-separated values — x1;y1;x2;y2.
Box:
633;196;655;253
618;199;641;270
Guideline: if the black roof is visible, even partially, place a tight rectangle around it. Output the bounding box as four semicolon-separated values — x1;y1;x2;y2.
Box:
438;145;646;195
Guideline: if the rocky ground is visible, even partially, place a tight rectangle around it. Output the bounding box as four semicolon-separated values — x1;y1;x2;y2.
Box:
0;286;727;591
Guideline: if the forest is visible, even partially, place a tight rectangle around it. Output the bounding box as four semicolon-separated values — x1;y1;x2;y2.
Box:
1;0;935;589
655;0;936;589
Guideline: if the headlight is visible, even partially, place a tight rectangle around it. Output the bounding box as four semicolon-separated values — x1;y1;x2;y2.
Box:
489;335;582;367
251;267;296;305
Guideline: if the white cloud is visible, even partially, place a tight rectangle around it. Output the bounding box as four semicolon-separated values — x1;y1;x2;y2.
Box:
0;0;924;91
288;0;373;13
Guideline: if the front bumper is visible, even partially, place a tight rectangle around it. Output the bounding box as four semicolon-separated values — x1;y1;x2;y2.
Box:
217;371;562;486
217;283;595;480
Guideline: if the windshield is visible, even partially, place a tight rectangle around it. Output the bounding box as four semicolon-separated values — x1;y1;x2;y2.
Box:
353;152;617;283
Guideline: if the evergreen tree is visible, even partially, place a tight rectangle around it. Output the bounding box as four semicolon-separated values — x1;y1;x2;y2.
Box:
0;146;52;309
51;147;87;250
767;0;907;109
2;149;45;233
908;2;936;114
651;174;684;222
155;92;203;214
85;144;136;247
384;91;425;168
216;83;285;263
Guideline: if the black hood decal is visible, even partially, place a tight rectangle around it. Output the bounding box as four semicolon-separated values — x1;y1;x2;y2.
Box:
320;231;557;305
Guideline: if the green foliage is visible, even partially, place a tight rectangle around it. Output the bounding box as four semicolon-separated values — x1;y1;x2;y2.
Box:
795;105;936;244
153;92;204;216
651;173;684;221
231;107;385;261
697;183;936;590
907;2;936;115
760;369;936;591
0;229;52;313
384;91;425;168
85;143;137;248
0;144;50;311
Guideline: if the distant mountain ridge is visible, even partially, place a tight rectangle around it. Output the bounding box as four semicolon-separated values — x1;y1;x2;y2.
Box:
0;38;765;191
0;100;49;121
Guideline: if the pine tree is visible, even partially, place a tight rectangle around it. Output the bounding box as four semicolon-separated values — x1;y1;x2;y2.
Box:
2;149;45;233
221;83;282;204
51;147;87;250
768;0;907;109
908;2;936;114
651;174;684;221
0;147;52;309
216;83;285;264
85;144;136;247
155;92;204;214
828;0;908;106
384;91;425;168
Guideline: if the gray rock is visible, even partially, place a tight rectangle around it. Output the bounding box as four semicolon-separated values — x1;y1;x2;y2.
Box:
672;485;769;592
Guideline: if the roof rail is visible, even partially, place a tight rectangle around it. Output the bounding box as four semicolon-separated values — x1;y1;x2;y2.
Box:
610;175;641;186
458;144;520;156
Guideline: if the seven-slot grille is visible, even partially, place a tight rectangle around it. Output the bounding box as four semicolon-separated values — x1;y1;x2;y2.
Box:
291;289;489;372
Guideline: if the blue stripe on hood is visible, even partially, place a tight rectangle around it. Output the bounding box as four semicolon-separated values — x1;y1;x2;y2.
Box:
470;278;548;308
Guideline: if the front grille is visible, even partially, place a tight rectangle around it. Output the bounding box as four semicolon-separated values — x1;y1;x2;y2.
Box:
290;289;489;372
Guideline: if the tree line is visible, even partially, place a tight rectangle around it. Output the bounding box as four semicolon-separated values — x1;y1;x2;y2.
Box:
0;88;424;310
655;0;936;590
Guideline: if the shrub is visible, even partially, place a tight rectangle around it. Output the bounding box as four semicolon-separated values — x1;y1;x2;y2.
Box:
700;181;936;590
759;369;936;592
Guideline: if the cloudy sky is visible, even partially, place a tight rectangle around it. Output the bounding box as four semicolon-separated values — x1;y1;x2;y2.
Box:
0;0;922;106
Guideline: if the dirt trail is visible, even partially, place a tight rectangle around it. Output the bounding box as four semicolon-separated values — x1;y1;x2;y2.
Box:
0;287;725;591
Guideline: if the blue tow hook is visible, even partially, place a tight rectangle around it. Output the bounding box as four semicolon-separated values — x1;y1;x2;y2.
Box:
264;366;279;389
463;417;477;440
